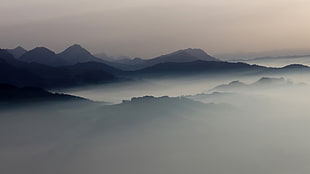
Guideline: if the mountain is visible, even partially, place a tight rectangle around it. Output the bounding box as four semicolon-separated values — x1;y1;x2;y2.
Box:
132;59;310;77
211;77;295;92
0;50;45;87
142;48;219;70
0;49;25;66
7;46;27;58
8;46;220;71
95;48;220;71
0;50;119;88
280;64;310;70
22;62;118;88
20;47;68;66
133;60;266;76
58;44;104;64
64;61;124;75
0;84;89;107
210;81;248;91
151;48;219;63
185;92;255;108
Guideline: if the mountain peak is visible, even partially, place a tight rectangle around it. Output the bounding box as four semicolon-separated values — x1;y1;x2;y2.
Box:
182;48;205;52
7;46;27;58
177;48;219;61
68;44;83;50
19;47;67;66
151;48;220;64
30;47;56;55
254;77;287;85
61;44;91;55
13;46;27;52
58;44;101;63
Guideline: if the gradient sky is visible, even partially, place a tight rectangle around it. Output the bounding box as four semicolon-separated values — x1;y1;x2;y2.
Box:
1;0;310;58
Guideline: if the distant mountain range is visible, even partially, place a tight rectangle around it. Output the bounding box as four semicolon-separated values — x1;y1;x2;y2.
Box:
0;49;118;88
132;60;265;76
20;47;68;66
58;44;106;65
1;45;310;89
232;54;310;62
6;45;219;70
99;48;220;70
7;46;27;59
210;77;299;92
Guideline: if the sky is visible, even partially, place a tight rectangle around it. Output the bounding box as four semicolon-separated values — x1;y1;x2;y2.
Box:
1;0;310;58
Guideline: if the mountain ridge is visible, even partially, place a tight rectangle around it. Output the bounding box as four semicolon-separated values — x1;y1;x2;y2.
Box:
20;47;68;66
7;46;27;58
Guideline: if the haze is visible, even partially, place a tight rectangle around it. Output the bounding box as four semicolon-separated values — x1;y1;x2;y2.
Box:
1;0;310;58
2;73;310;174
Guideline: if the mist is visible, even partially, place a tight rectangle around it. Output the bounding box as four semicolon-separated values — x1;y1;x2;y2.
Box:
2;0;310;172
2;71;310;174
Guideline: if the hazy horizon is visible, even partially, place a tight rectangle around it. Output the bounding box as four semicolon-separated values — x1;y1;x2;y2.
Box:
2;1;310;173
1;0;310;58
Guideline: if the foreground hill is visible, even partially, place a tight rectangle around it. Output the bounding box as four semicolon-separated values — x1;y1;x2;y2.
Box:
0;84;89;107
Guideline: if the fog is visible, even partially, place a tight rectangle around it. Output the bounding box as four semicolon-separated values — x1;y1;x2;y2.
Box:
60;77;230;103
2;69;310;174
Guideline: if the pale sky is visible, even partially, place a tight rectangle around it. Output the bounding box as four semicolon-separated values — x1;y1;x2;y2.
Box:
1;0;310;58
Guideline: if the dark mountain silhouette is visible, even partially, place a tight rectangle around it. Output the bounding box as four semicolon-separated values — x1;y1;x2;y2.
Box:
95;48;219;71
53;44;130;70
7;46;220;71
0;50;119;88
263;64;310;75
0;50;44;87
20;47;68;66
133;60;266;76
0;49;26;66
21;62;118;88
2;45;310;89
7;46;27;58
63;61;124;75
58;44;104;64
0;84;89;106
280;64;309;70
151;48;219;63
132;59;310;77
